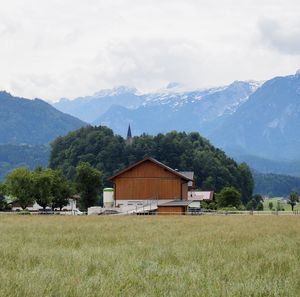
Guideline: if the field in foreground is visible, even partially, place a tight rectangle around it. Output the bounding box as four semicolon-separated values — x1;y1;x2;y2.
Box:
0;216;300;297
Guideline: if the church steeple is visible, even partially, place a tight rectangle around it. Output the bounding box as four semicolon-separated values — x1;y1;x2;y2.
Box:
126;124;133;145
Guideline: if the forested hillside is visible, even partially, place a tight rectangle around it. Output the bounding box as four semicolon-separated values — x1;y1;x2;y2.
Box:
49;126;254;204
0;91;85;144
0;145;49;180
253;172;300;197
0;91;85;180
234;155;300;177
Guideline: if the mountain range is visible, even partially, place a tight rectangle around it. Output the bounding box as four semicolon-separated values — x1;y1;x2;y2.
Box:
53;86;144;123
54;81;261;135
1;70;300;195
53;70;300;176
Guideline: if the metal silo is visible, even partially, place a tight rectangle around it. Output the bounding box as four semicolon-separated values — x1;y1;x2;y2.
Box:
103;188;114;208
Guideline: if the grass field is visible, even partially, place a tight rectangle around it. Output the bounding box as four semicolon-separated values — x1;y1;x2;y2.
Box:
0;215;300;297
263;198;300;211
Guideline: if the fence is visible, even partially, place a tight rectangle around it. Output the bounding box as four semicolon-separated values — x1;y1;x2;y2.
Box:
1;210;299;216
133;210;300;216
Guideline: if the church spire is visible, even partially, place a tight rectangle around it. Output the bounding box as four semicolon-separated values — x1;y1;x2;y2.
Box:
126;124;133;145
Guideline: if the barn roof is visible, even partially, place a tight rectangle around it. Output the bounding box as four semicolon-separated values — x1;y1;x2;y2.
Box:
109;157;193;181
188;191;214;201
179;171;194;180
179;171;194;187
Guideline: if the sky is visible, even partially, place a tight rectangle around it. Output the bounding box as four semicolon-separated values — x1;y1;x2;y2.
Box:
0;0;300;101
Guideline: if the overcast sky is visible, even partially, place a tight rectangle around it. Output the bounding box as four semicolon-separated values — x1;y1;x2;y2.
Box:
0;0;300;101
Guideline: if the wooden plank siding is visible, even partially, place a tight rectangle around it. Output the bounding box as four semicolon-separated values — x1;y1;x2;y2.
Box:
157;206;186;215
117;161;177;178
111;159;190;201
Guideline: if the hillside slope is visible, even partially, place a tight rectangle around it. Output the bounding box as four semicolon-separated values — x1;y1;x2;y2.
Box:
0;91;86;144
209;71;300;160
253;171;300;196
0;144;50;180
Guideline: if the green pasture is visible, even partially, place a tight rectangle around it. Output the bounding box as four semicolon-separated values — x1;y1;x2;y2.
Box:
263;197;300;211
0;215;299;297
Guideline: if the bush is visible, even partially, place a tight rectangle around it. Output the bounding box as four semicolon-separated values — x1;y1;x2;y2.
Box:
217;187;241;208
201;201;217;210
256;202;264;211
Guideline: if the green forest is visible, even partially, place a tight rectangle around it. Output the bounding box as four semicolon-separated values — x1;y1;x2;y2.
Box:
253;171;300;197
49;126;254;204
0;145;49;180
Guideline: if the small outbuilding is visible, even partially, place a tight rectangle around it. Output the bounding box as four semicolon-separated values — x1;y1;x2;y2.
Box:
188;191;214;201
157;200;192;215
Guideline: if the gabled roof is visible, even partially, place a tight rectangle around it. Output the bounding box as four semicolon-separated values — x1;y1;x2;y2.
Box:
179;171;194;187
188;191;214;201
179;171;194;180
109;157;192;181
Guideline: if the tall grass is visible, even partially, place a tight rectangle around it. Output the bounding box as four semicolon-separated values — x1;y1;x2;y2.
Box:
0;215;299;296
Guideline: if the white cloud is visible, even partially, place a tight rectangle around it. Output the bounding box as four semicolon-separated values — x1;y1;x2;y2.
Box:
0;0;299;101
259;18;300;55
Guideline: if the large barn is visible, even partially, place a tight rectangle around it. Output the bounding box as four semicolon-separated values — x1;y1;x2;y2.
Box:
109;157;194;213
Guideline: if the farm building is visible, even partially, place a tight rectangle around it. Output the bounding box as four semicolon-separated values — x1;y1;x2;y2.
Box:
188;191;214;209
109;157;194;214
157;200;192;215
188;191;214;201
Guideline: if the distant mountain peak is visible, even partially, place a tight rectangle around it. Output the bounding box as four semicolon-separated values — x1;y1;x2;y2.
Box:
210;70;300;160
166;82;181;89
229;80;264;92
93;86;138;97
0;90;13;99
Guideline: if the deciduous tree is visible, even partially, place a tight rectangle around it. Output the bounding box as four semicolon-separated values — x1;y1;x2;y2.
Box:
5;168;35;209
217;187;241;208
268;201;273;210
75;162;103;210
51;170;72;210
32;169;53;210
287;190;299;211
246;194;263;210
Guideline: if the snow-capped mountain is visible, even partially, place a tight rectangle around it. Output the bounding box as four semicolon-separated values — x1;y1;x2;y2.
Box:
143;81;261;110
53;81;262;127
209;70;300;160
93;80;261;136
143;80;261;113
53;86;143;123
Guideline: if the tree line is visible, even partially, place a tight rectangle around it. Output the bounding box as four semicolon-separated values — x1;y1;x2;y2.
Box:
1;126;299;212
253;171;300;197
0;144;49;181
0;163;103;211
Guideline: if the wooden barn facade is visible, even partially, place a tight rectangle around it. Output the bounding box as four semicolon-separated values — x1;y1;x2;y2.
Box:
109;157;193;211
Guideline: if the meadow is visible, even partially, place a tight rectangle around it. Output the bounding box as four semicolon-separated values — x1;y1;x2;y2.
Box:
263;198;300;211
0;215;300;297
